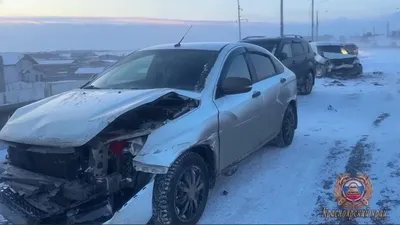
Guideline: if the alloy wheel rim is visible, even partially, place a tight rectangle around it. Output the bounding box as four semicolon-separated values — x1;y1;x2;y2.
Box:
174;166;205;222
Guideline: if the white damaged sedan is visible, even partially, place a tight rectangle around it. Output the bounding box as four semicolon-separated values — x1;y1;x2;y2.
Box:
0;42;297;225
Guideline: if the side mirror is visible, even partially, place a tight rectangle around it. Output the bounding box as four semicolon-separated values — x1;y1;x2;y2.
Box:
221;77;252;95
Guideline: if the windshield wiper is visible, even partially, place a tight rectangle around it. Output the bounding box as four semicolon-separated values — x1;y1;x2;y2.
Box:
82;85;101;89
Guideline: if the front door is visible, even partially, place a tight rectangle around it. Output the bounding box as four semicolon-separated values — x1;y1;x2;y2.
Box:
213;47;265;170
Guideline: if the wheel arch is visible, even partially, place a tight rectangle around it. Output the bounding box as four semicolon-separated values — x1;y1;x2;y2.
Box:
307;62;316;85
188;144;217;188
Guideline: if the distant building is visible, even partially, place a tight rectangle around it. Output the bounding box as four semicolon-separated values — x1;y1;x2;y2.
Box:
33;59;79;82
74;67;105;80
0;53;43;91
98;54;121;61
27;52;61;60
82;60;117;67
70;52;98;61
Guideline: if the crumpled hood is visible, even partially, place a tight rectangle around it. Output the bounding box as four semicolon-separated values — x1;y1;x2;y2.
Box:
322;52;356;60
0;88;200;147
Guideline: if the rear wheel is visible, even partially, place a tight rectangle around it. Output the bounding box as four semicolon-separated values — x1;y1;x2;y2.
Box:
298;71;314;95
273;104;296;147
152;151;209;225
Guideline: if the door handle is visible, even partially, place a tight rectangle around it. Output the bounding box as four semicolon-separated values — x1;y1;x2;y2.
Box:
252;91;261;98
292;60;296;64
280;78;286;83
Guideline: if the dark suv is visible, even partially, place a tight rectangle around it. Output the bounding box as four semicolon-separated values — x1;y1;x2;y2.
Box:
241;35;316;95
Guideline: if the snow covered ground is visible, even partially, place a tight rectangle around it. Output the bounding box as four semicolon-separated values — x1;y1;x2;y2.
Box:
200;48;400;224
0;48;400;224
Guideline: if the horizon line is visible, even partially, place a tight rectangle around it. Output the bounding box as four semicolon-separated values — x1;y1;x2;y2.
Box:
0;15;352;25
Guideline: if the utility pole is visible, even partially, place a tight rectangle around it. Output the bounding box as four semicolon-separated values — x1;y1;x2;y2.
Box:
236;0;247;40
386;21;390;38
280;0;284;37
311;0;315;41
316;10;319;41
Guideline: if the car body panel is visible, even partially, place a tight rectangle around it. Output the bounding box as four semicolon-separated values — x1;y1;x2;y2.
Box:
0;42;298;225
104;179;154;224
0;88;201;147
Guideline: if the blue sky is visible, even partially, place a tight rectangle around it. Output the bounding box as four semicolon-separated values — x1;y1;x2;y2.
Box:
0;0;398;22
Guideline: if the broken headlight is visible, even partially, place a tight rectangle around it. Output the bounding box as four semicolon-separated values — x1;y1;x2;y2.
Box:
126;136;148;156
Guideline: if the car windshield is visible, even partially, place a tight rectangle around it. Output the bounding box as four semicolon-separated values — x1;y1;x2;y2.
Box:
317;45;348;54
83;49;219;91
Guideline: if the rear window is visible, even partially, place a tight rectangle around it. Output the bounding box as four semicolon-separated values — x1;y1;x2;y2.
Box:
244;40;279;54
317;45;348;54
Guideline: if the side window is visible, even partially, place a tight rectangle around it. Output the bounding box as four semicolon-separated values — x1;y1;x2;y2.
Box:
271;57;284;74
225;54;251;80
248;53;277;81
301;42;310;53
291;42;305;56
281;43;293;58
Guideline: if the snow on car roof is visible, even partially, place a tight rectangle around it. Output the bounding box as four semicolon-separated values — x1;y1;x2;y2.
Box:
140;42;231;51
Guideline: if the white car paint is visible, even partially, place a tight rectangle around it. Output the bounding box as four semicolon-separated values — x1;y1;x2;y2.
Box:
309;41;356;63
0;42;297;225
104;180;154;224
0;88;200;147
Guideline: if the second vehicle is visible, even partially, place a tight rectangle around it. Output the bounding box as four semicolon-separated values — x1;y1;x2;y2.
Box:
309;41;363;78
241;35;316;95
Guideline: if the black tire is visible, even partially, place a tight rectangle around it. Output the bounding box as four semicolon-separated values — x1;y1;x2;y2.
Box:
298;71;314;95
273;104;296;147
152;151;210;225
356;64;363;76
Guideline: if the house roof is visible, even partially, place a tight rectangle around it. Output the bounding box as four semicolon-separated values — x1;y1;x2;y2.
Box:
0;52;25;65
75;67;105;75
36;59;76;65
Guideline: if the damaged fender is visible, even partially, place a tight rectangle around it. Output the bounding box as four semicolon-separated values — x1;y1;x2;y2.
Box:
0;88;200;147
104;179;154;224
132;102;220;173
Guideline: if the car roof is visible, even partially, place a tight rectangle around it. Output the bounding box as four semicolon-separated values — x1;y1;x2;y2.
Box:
242;37;282;42
139;42;231;51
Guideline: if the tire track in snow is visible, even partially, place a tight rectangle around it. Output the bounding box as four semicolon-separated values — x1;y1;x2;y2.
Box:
308;140;350;224
308;136;377;225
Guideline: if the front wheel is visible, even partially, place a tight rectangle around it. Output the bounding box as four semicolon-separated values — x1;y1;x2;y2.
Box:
273;104;296;147
152;151;210;225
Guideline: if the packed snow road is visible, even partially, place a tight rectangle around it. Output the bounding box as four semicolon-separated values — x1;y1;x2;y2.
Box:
199;49;400;224
1;48;400;224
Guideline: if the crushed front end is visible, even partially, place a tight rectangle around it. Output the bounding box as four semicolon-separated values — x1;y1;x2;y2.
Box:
0;142;154;224
327;57;363;77
0;91;200;225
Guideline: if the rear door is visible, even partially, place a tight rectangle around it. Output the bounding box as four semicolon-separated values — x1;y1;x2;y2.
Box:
279;40;296;73
291;40;307;77
245;49;286;140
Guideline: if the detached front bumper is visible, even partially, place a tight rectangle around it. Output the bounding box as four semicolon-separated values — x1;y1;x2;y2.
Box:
329;64;362;77
104;180;154;224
